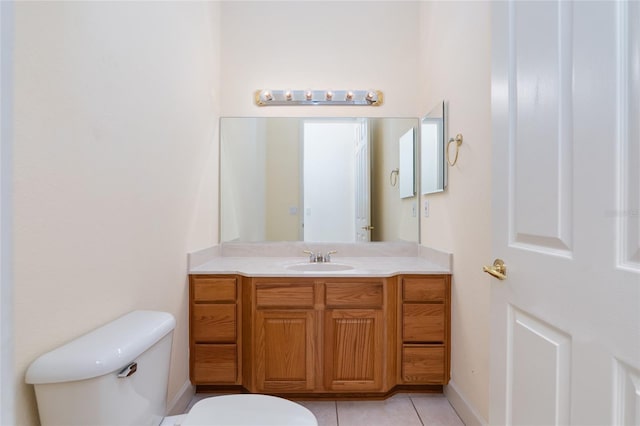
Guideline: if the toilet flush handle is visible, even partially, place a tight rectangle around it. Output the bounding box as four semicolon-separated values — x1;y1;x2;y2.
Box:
117;361;138;378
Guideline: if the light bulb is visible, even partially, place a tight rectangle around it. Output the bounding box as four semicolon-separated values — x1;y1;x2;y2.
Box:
284;89;293;101
345;91;355;101
261;90;274;102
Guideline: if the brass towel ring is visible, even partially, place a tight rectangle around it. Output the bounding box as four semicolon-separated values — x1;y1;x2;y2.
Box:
390;168;399;186
447;134;463;166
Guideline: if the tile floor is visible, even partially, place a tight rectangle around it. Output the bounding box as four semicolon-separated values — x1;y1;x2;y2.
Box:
187;393;465;426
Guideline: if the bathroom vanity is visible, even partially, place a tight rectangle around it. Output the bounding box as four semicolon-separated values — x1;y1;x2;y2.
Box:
189;246;451;397
192;112;452;397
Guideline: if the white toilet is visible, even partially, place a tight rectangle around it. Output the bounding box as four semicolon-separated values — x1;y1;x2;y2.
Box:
25;310;317;426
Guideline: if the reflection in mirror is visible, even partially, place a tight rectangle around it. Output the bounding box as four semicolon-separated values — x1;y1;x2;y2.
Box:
399;128;415;199
220;117;419;243
303;120;367;242
421;101;447;194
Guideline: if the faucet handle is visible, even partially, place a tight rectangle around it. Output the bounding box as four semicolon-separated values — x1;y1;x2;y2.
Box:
326;250;337;262
303;250;315;262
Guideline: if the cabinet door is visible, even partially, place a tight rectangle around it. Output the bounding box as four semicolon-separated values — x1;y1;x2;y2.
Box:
402;344;445;384
324;309;384;391
190;275;241;385
192;304;236;342
192;344;238;383
192;277;237;302
403;303;444;342
255;310;316;392
399;275;450;385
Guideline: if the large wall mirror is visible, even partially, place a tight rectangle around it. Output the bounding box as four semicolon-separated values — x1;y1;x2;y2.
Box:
220;117;419;243
421;101;447;194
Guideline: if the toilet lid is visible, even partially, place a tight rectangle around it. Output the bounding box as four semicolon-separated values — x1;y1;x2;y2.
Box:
181;394;317;426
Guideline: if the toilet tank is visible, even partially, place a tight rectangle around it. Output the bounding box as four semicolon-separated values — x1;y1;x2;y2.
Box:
26;310;176;426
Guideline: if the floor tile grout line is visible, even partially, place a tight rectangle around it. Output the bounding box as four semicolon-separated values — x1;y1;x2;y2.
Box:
187;394;465;426
408;395;425;426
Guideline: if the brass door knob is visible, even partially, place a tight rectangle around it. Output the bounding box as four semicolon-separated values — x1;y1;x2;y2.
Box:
483;259;507;280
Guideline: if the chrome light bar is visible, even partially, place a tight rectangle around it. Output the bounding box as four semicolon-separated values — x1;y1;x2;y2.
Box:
255;89;383;106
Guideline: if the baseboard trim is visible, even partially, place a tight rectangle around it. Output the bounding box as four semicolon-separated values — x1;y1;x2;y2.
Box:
166;380;195;416
444;380;488;426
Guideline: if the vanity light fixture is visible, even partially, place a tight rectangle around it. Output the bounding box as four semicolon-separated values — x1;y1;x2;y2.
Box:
255;89;384;106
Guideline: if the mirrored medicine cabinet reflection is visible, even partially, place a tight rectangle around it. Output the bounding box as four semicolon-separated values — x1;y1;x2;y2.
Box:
422;101;447;195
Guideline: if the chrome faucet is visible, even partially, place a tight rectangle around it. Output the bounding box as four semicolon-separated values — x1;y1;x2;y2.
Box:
303;250;316;262
303;250;337;263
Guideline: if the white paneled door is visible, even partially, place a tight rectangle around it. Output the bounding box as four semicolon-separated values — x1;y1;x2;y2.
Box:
355;118;371;242
491;1;640;425
0;2;13;425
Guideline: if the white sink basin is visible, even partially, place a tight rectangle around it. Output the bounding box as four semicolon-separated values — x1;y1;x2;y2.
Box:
286;263;354;272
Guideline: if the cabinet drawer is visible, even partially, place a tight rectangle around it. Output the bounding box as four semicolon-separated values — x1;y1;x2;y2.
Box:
193;344;238;383
256;284;314;308
325;282;383;308
403;304;444;342
192;304;236;342
193;277;237;302
403;277;445;302
402;345;445;383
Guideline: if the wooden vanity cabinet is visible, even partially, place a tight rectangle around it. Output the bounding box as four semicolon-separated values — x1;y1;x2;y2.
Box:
399;275;451;384
323;280;390;392
189;273;450;394
189;275;241;385
251;280;317;393
246;277;391;394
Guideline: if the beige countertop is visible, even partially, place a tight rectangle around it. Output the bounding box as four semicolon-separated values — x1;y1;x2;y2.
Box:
189;243;451;277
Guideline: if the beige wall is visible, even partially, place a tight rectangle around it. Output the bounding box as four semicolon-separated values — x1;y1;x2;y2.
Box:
10;1;493;425
265;119;300;241
220;1;420;118
372;119;418;242
418;1;492;423
220;119;267;241
13;2;220;424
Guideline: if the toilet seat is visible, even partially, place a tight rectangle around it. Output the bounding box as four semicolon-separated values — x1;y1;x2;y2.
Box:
176;394;317;426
